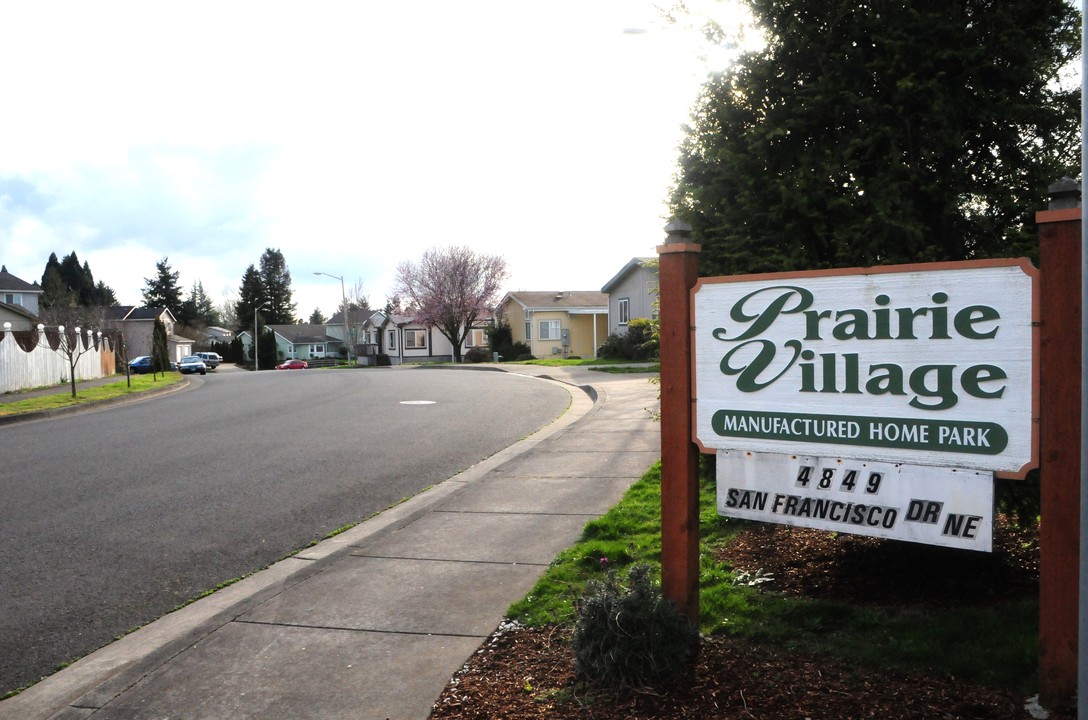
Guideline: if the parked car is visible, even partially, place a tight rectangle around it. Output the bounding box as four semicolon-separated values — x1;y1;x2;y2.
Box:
178;356;208;375
194;351;221;369
275;359;308;370
128;356;176;374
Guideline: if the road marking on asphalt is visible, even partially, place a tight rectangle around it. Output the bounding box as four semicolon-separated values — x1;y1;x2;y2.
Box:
400;400;436;405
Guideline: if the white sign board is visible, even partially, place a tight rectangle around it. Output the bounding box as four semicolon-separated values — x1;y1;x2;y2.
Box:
717;450;994;551
694;260;1038;476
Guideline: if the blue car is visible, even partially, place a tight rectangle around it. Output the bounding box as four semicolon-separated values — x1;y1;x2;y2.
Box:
128;356;176;374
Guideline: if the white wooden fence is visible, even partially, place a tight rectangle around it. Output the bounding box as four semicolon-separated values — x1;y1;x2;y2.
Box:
0;330;117;394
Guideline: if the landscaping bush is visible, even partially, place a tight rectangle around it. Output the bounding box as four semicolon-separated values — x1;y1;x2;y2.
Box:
571;564;698;690
488;322;531;363
464;346;490;363
376;353;391;366
596;318;658;361
515;352;536;361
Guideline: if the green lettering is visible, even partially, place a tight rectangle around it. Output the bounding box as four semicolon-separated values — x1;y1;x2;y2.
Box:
908;364;957;410
716;286;813;342
954;305;1001;340
865;363;906;396
803;309;833;340
961;364;1007;399
720;339;802;391
832;309;871;340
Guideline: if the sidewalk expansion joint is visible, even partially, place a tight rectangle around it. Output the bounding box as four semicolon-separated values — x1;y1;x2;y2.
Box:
232;619;487;640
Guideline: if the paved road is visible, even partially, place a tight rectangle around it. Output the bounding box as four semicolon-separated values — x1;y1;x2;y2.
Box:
0;367;570;696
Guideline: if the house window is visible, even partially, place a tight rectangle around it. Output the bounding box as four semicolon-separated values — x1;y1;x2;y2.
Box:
468;328;486;347
310;344;325;354
539;320;561;341
3;293;21;306
618;298;630;325
524;320;531;340
388;330;397;350
404;329;426;349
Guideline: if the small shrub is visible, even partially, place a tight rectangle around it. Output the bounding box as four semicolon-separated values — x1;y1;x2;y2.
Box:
464;346;490;363
597;318;658;361
376;353;392;366
515;353;536;361
572;564;698;690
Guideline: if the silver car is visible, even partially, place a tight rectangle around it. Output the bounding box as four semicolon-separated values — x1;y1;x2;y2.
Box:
178;356;207;375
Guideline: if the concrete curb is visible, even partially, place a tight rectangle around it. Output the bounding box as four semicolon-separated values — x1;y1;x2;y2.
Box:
0;374;600;719
0;378;191;427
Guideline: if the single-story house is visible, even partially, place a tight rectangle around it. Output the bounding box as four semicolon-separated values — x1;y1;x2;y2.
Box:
202;326;235;344
495;291;608;359
237;323;345;363
0;266;43;330
102;306;194;363
360;311;490;365
601;257;658;337
327;308;384;362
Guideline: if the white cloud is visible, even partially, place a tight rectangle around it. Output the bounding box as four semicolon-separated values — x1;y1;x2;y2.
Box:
0;0;749;319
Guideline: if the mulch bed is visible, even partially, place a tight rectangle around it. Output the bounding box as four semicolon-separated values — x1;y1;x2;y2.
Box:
431;518;1075;720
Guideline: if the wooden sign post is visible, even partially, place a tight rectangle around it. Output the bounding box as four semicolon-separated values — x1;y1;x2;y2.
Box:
1036;202;1082;708
657;220;701;622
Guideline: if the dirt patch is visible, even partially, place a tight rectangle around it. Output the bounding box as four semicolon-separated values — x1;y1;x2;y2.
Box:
431;518;1073;720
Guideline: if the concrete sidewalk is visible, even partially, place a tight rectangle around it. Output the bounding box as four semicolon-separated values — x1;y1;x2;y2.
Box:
0;365;661;720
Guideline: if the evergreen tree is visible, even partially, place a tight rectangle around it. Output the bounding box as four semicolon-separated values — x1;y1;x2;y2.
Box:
235;264;265;334
92;281;118;307
178;280;221;328
152;316;171;377
309;307;327;324
258;248;296;325
57;252;90;305
78;261;97;305
41;257;71;308
40;252;117;308
255;327;278;370
669;0;1080;276
142;257;184;316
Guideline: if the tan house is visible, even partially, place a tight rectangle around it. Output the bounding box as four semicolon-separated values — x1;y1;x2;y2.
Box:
496;291;608;359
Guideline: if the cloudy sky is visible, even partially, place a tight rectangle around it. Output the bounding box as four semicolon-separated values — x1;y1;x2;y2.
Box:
0;1;749;320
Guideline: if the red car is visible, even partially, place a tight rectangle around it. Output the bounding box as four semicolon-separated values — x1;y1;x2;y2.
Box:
275;359;308;370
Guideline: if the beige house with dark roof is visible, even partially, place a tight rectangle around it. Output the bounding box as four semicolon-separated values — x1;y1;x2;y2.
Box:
496;291;608;359
102;306;194;363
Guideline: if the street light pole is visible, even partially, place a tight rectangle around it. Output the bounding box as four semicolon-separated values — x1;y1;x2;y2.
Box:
255;300;271;371
314;271;350;366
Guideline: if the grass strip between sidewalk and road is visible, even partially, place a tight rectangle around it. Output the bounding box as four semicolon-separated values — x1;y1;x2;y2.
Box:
506;462;1041;695
0;374;185;417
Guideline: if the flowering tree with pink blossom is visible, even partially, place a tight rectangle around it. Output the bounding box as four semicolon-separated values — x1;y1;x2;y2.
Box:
393;246;508;363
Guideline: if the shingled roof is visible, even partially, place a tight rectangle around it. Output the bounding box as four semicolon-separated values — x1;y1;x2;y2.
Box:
501;291;608;311
0;267;43;293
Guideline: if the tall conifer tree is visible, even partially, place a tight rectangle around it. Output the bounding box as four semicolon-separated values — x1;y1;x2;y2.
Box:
142;257;184;317
258;248;296;325
670;0;1080;275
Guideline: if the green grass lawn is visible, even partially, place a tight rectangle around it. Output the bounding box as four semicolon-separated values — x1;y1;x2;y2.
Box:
0;373;185;416
512;358;653;367
589;363;660;373
507;462;1041;694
